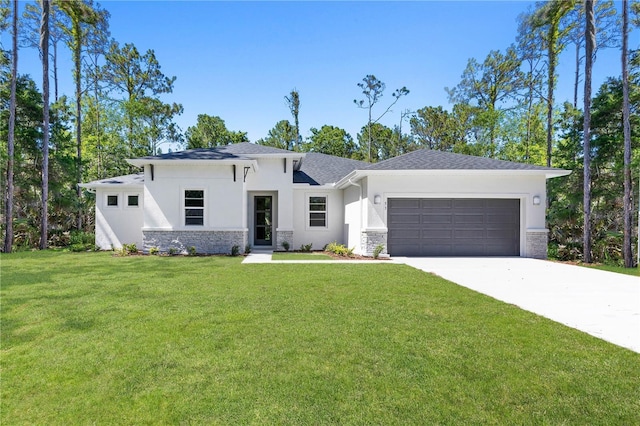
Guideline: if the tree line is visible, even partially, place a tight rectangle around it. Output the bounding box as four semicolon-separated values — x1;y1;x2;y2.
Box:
2;0;638;268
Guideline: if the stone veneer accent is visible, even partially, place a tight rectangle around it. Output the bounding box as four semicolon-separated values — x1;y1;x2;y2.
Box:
361;229;388;257
143;230;247;255
526;230;548;259
276;230;294;251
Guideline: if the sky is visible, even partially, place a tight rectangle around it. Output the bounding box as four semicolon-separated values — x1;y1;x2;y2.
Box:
8;1;634;149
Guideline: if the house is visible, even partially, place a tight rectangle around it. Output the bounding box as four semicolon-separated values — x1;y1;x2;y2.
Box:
80;142;570;258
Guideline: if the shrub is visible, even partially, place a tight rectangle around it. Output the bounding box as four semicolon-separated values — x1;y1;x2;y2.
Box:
300;243;312;252
70;243;88;252
187;246;197;256
325;241;354;257
149;247;160;255
123;243;137;254
244;245;251;254
373;244;385;259
68;231;95;252
231;245;240;256
168;247;179;256
282;241;290;251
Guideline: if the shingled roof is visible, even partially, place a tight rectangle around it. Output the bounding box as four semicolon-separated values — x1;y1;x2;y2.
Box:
133;142;301;161
367;148;560;171
80;173;144;188
294;153;369;185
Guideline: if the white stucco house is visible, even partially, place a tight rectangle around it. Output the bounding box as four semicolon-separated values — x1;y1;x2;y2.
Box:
80;142;570;258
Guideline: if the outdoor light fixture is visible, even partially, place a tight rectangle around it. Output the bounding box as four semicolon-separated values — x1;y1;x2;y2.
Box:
374;195;382;205
533;195;541;206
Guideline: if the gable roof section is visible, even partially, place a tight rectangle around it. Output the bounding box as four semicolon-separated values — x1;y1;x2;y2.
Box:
367;148;562;171
335;149;570;188
294;153;369;185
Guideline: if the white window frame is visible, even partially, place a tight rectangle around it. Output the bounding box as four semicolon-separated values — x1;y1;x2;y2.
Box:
105;193;120;209
307;194;328;229
125;192;140;209
183;188;206;227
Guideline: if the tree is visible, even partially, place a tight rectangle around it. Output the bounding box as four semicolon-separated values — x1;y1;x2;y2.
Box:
257;120;297;150
355;122;395;162
58;0;101;230
411;105;467;152
39;0;50;249
303;125;356;158
446;47;524;155
285;89;300;150
621;0;634;267
185;114;248;148
531;0;576;167
20;2;67;101
516;10;546;156
583;0;595;263
102;42;181;158
3;0;17;252
565;0;620;108
354;74;409;162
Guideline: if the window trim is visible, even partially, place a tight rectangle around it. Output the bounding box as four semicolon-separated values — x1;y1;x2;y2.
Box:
307;194;328;229
105;193;119;209
125;193;140;209
183;188;206;227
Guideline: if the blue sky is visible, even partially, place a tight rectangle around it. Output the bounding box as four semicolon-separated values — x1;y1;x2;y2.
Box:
11;1;630;147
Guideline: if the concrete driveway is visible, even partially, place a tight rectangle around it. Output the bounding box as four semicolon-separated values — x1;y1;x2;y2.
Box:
394;257;640;353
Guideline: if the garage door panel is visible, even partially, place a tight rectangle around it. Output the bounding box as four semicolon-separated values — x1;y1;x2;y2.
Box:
388;198;520;257
389;214;421;224
389;229;422;239
420;199;452;208
392;199;421;209
454;214;485;224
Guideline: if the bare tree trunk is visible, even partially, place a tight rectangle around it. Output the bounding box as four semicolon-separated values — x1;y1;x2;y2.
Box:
53;35;58;101
573;42;580;109
546;40;555;168
622;0;634;267
4;0;18;253
73;19;83;230
40;0;50;250
583;0;595;264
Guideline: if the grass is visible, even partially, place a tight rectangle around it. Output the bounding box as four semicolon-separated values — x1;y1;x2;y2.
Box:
587;263;639;277
2;251;639;424
271;252;333;260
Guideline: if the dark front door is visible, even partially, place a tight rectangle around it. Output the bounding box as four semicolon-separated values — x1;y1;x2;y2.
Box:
254;196;273;246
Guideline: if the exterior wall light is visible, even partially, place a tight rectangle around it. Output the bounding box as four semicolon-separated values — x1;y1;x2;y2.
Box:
374;195;382;205
533;195;541;206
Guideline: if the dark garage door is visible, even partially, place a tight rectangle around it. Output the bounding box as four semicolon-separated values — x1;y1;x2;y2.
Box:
387;198;520;256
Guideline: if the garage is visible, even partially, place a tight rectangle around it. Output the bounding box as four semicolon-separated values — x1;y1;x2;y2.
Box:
387;198;520;256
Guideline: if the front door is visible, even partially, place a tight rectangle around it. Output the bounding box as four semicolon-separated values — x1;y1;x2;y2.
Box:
254;196;272;246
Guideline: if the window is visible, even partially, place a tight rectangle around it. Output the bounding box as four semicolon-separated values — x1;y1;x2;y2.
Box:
185;190;204;226
127;195;139;207
106;195;118;207
309;196;327;227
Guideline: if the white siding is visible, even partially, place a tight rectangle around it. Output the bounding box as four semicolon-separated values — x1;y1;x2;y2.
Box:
95;188;143;249
292;187;344;250
343;184;363;254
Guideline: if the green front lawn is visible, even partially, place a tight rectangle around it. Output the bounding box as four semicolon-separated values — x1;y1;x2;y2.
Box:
2;251;639;424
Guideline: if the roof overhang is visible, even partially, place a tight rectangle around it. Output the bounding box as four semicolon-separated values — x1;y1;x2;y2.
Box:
126;158;260;171
78;182;144;190
335;168;572;189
